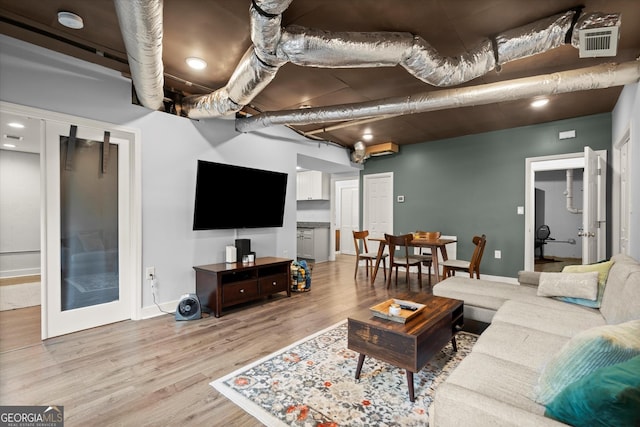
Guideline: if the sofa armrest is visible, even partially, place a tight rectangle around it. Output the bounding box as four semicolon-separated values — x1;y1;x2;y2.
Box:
518;271;541;287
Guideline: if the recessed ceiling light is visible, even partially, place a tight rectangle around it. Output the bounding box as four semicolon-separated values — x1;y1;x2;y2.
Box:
362;132;373;141
3;143;17;148
186;57;207;70
57;11;84;30
7;122;24;129
531;98;549;108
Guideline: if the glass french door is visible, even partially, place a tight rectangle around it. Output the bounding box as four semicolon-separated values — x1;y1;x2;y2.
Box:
43;121;132;338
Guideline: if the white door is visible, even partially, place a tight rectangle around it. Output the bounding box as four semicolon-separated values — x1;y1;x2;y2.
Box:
338;180;358;255
582;146;606;263
363;172;393;252
43;121;133;338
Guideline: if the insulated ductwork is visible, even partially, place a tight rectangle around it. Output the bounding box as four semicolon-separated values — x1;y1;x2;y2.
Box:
351;141;367;163
182;1;619;120
114;0;164;110
236;61;640;133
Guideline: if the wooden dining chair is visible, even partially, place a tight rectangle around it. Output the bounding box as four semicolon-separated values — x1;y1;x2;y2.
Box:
384;233;422;289
442;234;487;279
352;230;387;280
413;231;441;286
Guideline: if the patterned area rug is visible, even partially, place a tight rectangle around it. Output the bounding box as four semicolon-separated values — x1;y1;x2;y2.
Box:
211;320;477;426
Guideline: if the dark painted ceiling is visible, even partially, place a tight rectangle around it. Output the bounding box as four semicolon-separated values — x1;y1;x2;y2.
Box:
1;0;639;148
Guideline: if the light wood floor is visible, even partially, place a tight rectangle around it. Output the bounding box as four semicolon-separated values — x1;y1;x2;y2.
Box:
0;255;446;426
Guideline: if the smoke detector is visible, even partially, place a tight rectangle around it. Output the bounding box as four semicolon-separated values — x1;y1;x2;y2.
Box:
578;26;619;58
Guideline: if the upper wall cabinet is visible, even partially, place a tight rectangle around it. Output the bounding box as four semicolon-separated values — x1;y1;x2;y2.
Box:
297;170;330;200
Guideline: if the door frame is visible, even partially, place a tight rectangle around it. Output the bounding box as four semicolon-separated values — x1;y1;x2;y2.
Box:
0;101;142;338
335;179;359;255
524;149;606;271
612;128;631;255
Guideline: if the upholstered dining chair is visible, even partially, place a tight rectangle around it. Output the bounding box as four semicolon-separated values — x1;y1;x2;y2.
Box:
352;230;387;280
413;231;441;286
442;234;487;279
384;233;422;289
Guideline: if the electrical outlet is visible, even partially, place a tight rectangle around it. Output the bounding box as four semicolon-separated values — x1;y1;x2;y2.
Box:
494;250;501;259
146;267;155;281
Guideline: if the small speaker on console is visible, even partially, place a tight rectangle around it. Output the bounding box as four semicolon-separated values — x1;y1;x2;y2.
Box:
235;239;251;262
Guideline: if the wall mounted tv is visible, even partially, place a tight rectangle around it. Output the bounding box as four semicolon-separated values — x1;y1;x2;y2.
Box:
193;160;288;230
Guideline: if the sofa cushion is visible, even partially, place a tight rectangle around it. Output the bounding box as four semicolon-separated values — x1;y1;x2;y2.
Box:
535;320;640;405
555;259;614;308
492;300;605;337
544;355;640;427
537;271;599;300
600;254;640;324
444;352;545;414
472;321;569;370
430;382;566;427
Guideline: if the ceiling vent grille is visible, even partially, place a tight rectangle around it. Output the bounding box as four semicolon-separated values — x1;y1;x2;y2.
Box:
579;26;619;58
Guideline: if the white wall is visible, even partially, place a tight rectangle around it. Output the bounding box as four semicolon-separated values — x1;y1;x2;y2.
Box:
612;83;640;260
0;150;40;277
0;35;358;313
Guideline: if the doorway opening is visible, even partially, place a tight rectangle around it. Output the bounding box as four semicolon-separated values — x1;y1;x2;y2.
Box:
533;169;583;272
524;148;607;272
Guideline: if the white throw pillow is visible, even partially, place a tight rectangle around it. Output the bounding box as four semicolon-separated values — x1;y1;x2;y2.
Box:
537;271;599;301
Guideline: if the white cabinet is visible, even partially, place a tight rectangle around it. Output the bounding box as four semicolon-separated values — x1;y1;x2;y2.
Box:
296;227;329;262
297;171;330;200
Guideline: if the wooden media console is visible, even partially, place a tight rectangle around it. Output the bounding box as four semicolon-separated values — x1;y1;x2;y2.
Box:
193;257;291;318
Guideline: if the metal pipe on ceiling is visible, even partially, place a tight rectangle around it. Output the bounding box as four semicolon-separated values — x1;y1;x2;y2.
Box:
114;0;164;111
235;61;640;132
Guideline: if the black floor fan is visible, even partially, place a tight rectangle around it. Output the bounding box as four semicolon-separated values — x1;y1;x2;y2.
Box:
175;293;202;321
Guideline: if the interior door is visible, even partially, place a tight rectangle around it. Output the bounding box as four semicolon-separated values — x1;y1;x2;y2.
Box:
582;146;607;263
338;181;358;255
363;172;393;253
43;121;132;338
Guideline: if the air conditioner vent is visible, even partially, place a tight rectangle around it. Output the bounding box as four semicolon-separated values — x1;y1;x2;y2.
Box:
579;26;619;58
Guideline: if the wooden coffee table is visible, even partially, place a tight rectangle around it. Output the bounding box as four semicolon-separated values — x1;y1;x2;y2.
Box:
347;292;463;402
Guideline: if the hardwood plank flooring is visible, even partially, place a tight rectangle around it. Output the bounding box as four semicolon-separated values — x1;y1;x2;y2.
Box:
0;255;436;426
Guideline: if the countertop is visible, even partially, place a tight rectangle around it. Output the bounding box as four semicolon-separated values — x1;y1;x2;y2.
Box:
297;222;331;229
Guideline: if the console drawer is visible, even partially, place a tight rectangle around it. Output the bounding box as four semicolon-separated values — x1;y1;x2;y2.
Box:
222;280;259;305
259;273;289;294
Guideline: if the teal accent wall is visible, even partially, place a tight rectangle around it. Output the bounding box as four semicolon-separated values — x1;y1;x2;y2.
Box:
362;113;612;278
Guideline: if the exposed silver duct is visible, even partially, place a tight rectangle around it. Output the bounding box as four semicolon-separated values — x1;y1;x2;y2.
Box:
236;61;640;132
184;2;609;119
114;0;164;110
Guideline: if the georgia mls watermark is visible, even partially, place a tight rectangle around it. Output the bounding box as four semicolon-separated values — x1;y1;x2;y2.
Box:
0;406;63;427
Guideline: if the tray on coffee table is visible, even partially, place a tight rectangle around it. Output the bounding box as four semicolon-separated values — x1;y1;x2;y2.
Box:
370;298;426;323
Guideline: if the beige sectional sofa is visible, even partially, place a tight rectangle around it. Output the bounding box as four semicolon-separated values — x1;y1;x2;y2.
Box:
430;253;640;426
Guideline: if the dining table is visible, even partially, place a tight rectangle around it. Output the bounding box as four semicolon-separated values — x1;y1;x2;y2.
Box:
369;236;457;285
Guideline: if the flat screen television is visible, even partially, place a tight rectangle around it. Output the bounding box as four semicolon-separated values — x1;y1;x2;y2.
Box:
193;160;288;230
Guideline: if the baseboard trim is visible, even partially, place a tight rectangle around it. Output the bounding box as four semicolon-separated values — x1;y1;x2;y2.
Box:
140;299;178;319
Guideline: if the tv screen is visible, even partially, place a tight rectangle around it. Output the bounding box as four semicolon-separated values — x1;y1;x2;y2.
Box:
193;160;288;230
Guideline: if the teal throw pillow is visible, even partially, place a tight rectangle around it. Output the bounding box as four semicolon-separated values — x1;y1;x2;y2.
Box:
535;320;640;405
545;355;640;427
